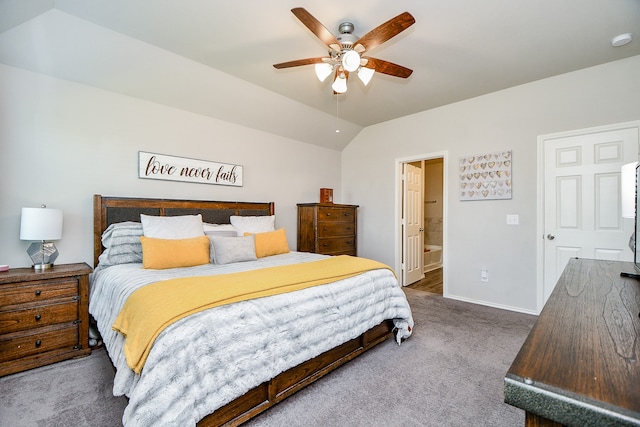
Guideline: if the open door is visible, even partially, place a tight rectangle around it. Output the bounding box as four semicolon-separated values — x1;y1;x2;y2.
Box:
402;163;424;285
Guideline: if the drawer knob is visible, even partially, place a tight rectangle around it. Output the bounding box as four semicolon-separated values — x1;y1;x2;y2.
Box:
35;340;42;348
35;314;42;321
347;241;353;244
35;290;41;296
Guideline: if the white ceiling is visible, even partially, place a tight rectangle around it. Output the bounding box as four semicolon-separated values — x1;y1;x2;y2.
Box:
1;0;639;150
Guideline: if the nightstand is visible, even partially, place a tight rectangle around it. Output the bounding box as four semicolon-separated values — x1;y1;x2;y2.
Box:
0;263;92;376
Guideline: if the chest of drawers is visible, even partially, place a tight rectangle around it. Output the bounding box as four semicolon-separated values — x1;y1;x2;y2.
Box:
0;263;92;376
297;203;358;256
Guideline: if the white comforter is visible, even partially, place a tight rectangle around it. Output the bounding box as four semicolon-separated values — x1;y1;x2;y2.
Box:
89;252;413;427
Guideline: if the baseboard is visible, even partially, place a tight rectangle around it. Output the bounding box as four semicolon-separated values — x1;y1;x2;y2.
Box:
443;293;538;315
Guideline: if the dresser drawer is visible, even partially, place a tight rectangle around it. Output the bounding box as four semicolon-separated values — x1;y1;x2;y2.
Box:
0;299;79;335
0;323;79;362
318;237;356;254
0;279;78;307
318;222;355;237
317;207;356;222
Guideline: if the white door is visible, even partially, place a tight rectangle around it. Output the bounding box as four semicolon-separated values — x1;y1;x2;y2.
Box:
403;163;424;285
543;127;639;302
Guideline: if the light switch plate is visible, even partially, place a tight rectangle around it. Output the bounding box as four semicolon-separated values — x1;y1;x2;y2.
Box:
506;214;519;225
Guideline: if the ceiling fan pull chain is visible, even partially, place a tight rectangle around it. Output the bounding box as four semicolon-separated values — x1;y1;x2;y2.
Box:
335;93;340;133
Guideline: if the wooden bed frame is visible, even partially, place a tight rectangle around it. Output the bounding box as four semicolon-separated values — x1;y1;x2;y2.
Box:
93;195;394;427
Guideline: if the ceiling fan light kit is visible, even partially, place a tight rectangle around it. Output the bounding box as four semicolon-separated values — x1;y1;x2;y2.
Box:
315;63;334;82
357;67;375;86
341;49;361;72
274;8;415;94
332;72;348;93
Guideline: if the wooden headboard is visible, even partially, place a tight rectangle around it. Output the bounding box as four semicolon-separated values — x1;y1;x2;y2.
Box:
93;195;275;267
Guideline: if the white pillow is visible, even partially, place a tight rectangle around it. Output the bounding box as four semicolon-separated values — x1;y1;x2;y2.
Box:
140;214;204;239
209;235;257;265
230;215;275;236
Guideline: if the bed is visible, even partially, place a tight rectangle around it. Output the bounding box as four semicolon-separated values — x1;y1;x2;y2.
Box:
90;195;414;427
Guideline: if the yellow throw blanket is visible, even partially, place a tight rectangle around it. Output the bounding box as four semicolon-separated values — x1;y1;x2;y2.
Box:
112;255;393;374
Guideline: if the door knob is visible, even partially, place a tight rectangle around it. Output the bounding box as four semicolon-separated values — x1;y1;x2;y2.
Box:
547;234;555;240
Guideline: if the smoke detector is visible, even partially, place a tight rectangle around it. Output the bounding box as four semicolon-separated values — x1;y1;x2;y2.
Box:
611;33;633;47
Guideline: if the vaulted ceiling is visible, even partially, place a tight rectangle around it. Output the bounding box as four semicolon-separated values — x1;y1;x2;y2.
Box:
1;0;639;150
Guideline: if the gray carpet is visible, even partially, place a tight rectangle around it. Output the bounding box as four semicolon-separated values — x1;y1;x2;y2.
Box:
0;288;536;426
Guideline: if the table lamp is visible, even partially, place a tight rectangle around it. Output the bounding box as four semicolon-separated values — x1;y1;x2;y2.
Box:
20;205;63;270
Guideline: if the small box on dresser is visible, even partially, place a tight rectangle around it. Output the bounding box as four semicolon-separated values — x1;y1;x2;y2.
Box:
297;203;358;256
0;263;92;376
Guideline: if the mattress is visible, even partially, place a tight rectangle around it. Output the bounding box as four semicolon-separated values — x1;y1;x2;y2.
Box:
89;251;413;427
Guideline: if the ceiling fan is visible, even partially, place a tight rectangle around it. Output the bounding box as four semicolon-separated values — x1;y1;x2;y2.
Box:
273;8;415;94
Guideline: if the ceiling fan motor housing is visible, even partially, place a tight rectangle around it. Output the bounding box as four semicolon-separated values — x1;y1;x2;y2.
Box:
337;22;358;49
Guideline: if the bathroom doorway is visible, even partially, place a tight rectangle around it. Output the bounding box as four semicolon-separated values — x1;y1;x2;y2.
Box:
398;153;445;295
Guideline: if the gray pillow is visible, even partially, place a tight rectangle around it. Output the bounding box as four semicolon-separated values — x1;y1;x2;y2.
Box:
209;235;257;265
98;222;144;267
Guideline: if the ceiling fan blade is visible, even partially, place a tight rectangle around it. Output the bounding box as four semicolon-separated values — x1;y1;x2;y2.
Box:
354;12;415;52
364;57;413;78
291;8;341;49
273;57;327;69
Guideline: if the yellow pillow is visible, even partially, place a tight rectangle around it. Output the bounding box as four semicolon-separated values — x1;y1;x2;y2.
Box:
140;235;210;269
246;228;290;258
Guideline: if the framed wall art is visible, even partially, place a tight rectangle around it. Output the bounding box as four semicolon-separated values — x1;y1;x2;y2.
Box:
139;151;243;187
459;150;512;201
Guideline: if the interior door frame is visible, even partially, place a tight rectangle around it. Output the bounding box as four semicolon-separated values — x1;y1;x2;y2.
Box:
395;151;448;288
536;120;640;312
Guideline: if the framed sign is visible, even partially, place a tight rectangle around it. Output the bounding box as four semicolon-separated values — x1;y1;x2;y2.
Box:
459;150;512;201
138;151;243;187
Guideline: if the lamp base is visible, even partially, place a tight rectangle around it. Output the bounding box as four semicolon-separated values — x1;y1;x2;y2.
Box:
26;241;59;269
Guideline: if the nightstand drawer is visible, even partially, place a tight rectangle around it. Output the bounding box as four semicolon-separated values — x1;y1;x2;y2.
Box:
0;279;78;307
318;237;356;254
0;323;79;362
317;207;356;222
318;222;355;237
0;299;79;334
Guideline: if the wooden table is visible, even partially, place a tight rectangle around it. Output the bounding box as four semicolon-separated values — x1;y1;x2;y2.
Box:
505;258;640;427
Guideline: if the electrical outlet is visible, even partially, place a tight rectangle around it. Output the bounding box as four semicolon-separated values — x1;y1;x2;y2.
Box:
506;214;519;225
481;268;489;282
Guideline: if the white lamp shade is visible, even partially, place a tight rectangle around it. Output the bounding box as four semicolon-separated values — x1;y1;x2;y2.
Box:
621;162;638;218
341;50;361;72
20;207;63;240
357;67;375;86
332;74;348;93
314;63;333;82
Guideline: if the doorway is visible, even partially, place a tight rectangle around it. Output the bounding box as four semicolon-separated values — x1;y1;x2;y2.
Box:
396;152;447;294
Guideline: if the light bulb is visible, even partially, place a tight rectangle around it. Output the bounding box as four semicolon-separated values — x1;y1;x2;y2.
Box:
341;50;361;72
314;63;333;82
357;67;375;86
332;73;347;93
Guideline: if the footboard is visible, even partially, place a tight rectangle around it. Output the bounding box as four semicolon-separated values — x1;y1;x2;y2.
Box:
198;320;394;427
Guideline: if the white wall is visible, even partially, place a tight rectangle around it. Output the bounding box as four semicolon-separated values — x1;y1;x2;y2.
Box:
0;64;342;268
342;55;640;313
